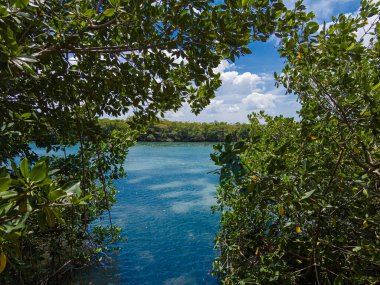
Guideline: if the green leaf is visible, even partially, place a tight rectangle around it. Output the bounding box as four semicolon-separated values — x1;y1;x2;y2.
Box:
51;207;64;224
352;246;362;252
62;181;81;196
103;8;115;17
275;10;283;18
48;189;65;201
0;203;12;215
17;55;38;63
30;161;47;183
0;177;11;192
300;189;315;200
10;0;29;8
10;160;20;176
77;194;92;205
83;9;95;18
5;213;29;233
239;0;254;7
20;158;29;178
48;169;60;176
371;81;380;91
306;21;320;34
346;42;355;51
44;208;55;227
0;190;18;199
20;112;32;119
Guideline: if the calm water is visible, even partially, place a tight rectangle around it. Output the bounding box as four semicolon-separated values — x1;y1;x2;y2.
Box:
66;142;220;284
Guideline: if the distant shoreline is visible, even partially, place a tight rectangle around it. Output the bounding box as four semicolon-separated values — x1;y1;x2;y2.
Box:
100;119;250;142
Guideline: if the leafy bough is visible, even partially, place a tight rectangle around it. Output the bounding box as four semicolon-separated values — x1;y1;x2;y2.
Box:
0;158;87;274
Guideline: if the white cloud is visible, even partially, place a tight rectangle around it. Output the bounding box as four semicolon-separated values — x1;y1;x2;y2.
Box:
242;92;279;111
166;109;187;119
356;14;379;46
308;0;354;19
227;104;240;113
215;61;269;105
206;99;224;108
284;0;356;20
221;71;263;86
205;99;224;113
212;59;234;74
165;60;299;122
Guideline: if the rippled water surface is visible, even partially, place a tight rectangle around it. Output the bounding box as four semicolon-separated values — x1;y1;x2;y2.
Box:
73;142;220;285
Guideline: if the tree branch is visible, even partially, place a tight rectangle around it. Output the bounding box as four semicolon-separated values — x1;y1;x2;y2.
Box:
88;18;117;30
34;41;177;58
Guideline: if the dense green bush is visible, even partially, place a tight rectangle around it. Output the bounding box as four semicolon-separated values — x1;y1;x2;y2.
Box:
212;1;380;283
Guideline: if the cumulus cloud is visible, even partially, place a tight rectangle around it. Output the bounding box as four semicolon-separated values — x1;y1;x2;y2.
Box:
218;65;267;99
204;99;241;114
212;60;234;74
227;104;240;113
205;99;224;114
242;92;279;111
206;99;223;108
221;71;263;86
165;60;299;122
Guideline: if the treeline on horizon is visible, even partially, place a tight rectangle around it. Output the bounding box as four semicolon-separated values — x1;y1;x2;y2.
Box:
99;118;251;142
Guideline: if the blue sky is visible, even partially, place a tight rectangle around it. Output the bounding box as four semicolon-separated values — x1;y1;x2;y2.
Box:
165;0;362;123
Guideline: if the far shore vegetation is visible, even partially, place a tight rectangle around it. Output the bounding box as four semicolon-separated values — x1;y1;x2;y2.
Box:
99;119;250;142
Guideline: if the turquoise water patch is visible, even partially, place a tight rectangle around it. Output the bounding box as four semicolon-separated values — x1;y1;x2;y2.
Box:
72;143;220;284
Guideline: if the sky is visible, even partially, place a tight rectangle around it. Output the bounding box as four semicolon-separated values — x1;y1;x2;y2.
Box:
164;0;362;123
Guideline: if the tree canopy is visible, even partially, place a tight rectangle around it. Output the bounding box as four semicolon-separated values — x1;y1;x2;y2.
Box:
212;1;380;283
0;0;293;283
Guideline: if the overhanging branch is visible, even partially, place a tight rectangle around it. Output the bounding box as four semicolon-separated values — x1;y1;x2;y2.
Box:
34;41;178;58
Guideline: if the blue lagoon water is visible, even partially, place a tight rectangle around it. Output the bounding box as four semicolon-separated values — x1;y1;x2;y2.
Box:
72;142;220;285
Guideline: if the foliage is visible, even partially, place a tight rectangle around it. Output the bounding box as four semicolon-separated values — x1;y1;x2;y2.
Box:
0;131;134;284
0;0;291;283
212;1;380;283
99;119;250;142
0;158;84;279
